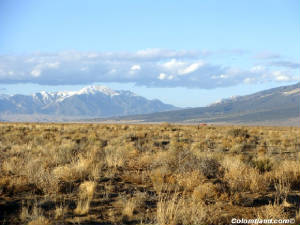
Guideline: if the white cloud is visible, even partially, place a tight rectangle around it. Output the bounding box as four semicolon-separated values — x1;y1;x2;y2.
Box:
158;73;167;80
129;65;141;75
162;59;204;76
275;76;290;81
179;61;204;75
136;48;198;59
254;51;281;60
158;73;174;80
211;74;229;79
109;69;117;74
251;66;265;73
137;49;163;57
167;75;174;80
131;65;141;71
87;53;99;58
29;62;60;77
268;60;300;69
80;67;88;72
219;74;228;79
272;71;291;81
162;59;186;71
0;49;298;88
244;77;254;84
31;69;41;77
47;62;60;68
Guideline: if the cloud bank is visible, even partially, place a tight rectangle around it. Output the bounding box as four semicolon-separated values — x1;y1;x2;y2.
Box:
268;60;300;69
0;49;298;89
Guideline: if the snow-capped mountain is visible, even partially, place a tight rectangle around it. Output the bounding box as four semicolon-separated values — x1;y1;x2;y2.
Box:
31;86;121;104
0;86;177;120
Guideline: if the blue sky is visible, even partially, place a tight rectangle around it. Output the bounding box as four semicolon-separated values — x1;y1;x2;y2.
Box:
0;0;299;107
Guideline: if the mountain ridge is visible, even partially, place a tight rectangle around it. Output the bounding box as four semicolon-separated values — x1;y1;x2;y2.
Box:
0;85;178;121
99;82;300;126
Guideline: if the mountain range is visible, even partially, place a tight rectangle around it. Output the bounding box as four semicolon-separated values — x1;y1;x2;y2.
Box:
102;82;300;126
0;86;177;121
1;82;299;125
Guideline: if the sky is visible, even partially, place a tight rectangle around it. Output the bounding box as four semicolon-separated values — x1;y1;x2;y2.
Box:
0;0;299;107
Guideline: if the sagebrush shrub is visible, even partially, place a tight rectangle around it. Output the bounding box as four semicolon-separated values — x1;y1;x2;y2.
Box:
199;157;223;179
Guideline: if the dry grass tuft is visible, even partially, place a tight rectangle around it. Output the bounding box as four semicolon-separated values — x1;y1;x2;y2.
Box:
121;197;137;219
256;202;288;220
156;192;181;225
223;156;268;193
27;216;51;225
74;181;96;215
192;183;216;202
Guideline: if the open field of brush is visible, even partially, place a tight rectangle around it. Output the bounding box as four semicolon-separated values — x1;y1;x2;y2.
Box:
0;122;299;225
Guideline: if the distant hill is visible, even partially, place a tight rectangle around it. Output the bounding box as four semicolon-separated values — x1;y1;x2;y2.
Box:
102;82;300;126
0;86;177;122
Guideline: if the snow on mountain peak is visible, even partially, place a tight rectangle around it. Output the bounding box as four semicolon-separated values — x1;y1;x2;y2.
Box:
77;85;120;96
53;85;121;102
32;91;54;104
40;91;51;99
32;85;125;103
